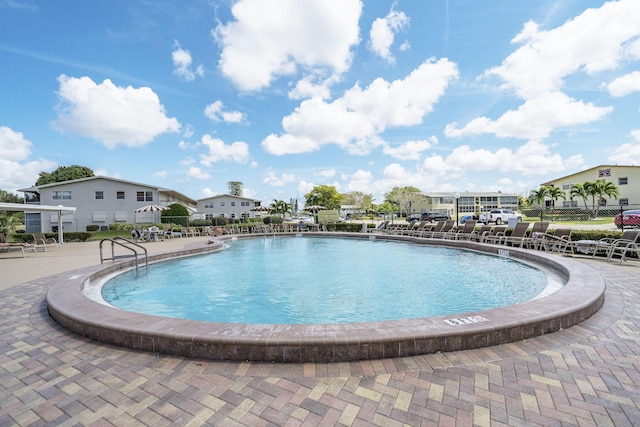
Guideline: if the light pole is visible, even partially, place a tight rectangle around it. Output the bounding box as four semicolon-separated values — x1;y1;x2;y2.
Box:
454;192;460;227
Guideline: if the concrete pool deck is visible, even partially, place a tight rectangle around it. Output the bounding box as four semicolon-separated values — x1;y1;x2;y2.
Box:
2;235;640;425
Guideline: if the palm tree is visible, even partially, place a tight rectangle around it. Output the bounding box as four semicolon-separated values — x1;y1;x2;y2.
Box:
528;187;549;220
592;179;620;217
569;183;589;211
269;199;292;219
546;186;566;209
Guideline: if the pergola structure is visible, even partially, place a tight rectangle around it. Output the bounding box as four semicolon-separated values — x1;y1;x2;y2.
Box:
0;202;76;244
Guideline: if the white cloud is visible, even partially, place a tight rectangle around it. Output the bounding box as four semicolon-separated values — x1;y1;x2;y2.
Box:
484;0;640;99
213;0;362;92
424;141;586;176
287;75;335;100
607;130;640;163
172;41;204;81
204;100;246;123
606;71;640;97
316;169;336;178
369;7;409;63
179;156;195;166
153;170;167;178
187;166;211;179
198;134;250;165
200;187;217;198
0;125;31;161
0;126;57;192
53;75;180;148
297;180;315;196
383;137;436;160
262;58;458;155
445;92;612;141
263;169;296;187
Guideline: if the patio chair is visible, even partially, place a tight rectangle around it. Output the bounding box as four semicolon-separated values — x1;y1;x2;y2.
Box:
502;222;531;247
32;232;58;251
606;231;640;263
481;226;507;244
446;220;477;240
402;221;426;235
431;220;456;239
368;220;389;233
571;230;640;260
409;221;432;237
536;228;573;253
470;225;492;242
420;221;445;238
520;222;550;249
0;233;38;257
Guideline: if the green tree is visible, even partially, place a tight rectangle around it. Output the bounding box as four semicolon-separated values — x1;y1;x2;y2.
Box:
342;191;374;215
528;187;550;220
377;201;399;218
161;203;189;226
384;186;423;217
591;179;620;216
227;181;244;197
546;186;566;208
304;185;342;210
569;183;589;211
0;189;22;204
36;165;94;186
269;199;292;218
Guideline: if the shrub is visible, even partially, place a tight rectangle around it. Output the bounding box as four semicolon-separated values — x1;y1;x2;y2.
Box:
86;224;99;232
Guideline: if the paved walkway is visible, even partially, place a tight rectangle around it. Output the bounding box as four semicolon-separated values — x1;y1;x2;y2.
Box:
1;239;640;426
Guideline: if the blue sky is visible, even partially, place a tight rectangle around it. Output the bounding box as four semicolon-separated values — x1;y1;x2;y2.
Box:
1;0;639;205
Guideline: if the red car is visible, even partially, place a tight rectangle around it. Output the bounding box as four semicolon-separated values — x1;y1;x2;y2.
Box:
615;209;640;228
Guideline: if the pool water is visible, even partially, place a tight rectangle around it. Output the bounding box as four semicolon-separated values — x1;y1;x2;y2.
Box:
101;236;549;324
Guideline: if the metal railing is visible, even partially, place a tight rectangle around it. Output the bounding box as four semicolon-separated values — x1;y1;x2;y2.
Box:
99;237;148;270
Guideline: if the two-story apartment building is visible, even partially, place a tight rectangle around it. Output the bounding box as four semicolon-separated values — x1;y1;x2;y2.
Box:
541;165;640;208
411;192;520;216
19;176;196;233
197;194;263;220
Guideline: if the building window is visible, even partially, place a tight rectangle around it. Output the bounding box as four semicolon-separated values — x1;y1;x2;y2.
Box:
231;202;236;207
136;191;153;202
220;201;225;207
116;191;125;200
95;191;104;200
204;202;214;209
52;191;72;200
619;177;628;185
562;183;571;191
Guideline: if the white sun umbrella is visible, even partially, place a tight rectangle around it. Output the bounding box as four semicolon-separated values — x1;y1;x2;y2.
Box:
134;204;168;224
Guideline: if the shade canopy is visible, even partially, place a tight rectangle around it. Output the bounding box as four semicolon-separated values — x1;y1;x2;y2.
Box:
304;205;327;212
250;205;270;212
134;204;169;213
0;202;76;244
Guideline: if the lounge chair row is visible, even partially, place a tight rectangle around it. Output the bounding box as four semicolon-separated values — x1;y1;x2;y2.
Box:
375;220;639;264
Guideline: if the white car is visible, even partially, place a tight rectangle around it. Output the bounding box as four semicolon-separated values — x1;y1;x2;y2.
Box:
480;209;522;225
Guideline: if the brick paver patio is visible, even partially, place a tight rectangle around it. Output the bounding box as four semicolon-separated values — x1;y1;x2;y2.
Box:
1;254;639;426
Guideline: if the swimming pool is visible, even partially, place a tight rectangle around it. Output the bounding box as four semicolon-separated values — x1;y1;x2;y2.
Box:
101;237;549;324
48;233;604;362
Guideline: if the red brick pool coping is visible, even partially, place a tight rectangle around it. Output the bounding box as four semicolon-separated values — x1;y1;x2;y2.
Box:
46;233;605;363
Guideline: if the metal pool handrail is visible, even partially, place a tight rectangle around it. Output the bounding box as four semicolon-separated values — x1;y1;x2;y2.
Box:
99;237;148;270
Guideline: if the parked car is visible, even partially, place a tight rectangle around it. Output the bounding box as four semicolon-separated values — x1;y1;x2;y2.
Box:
421;211;451;222
480;209;522;225
407;213;422;221
615;210;640;228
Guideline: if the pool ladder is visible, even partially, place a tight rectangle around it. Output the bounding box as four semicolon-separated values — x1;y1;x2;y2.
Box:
99;237;148;270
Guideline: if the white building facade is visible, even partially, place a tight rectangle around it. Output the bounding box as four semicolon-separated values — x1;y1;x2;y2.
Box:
19;176;196;233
